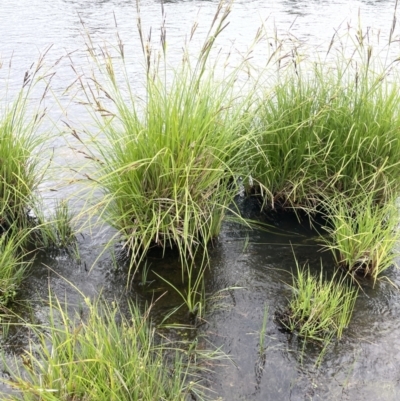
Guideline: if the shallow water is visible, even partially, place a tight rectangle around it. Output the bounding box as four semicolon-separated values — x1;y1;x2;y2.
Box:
2;1;400;400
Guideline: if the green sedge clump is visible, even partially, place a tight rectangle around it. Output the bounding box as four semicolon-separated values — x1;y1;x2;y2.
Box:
3;297;217;400
250;34;400;209
320;191;400;284
77;1;253;271
278;261;357;345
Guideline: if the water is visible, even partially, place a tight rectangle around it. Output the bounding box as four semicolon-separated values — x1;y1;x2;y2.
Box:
1;1;400;400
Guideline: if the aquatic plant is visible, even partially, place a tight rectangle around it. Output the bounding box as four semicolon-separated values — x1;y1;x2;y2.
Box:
258;303;269;354
49;199;76;248
0;225;32;306
154;260;207;323
0;53;51;232
320;192;400;284
74;1;253;271
2;296;218;400
0;51;68;304
249;28;400;209
277;261;357;344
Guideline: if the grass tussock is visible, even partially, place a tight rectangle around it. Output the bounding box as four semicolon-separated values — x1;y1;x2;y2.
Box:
75;2;253;270
0;52;65;305
278;261;358;344
0;55;51;232
92;75;245;264
3;297;219;401
49;199;76;248
250;34;400;209
320;192;400;284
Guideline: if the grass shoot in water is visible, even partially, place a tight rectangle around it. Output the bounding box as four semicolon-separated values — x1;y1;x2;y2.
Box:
0;224;32;306
278;259;358;346
2;295;221;400
320;191;400;284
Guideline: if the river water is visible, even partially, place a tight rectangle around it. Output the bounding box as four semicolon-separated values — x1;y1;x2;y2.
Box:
1;1;400;400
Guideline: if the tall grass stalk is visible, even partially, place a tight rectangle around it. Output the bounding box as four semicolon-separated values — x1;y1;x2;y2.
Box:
2;296;218;400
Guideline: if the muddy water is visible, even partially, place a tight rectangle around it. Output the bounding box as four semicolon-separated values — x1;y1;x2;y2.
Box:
2;1;400;400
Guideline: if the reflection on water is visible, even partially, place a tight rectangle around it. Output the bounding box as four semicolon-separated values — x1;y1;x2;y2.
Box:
1;0;400;400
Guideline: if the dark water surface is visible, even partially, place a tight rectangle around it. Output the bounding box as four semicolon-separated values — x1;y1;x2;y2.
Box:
2;1;400;400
